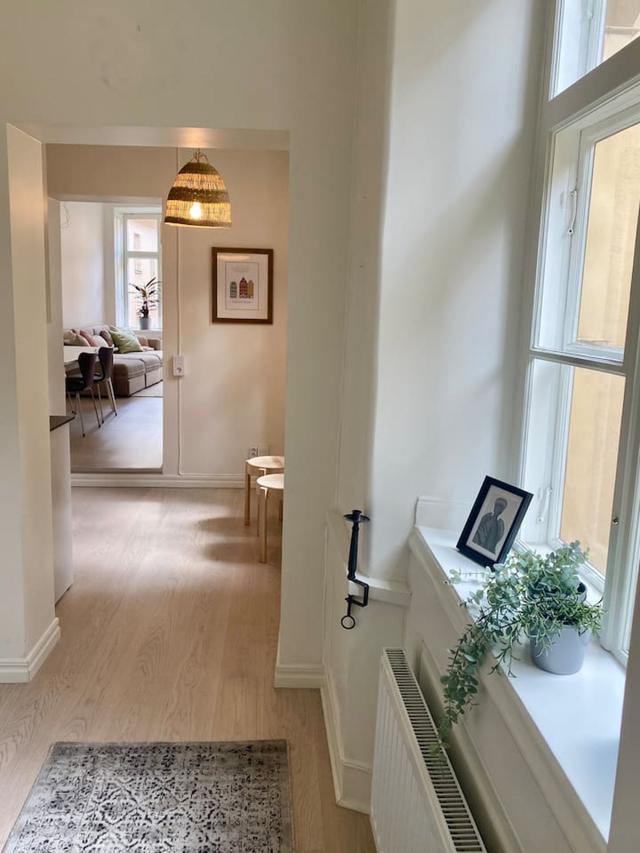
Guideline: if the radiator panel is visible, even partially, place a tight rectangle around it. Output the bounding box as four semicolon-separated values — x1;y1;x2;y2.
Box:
371;648;486;853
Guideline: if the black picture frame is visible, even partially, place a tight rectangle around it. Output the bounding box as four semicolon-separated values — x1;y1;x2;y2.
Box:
456;476;533;568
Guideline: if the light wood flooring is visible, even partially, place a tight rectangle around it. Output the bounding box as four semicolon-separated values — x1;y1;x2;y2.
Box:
69;395;162;472
0;488;375;852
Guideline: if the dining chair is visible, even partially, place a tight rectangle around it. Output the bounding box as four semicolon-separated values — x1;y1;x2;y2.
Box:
65;352;100;437
93;346;118;423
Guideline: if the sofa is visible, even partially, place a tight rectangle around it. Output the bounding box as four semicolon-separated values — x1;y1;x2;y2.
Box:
64;324;163;397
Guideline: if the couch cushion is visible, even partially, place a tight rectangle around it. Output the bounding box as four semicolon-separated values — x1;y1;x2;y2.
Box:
112;356;145;379
110;328;144;353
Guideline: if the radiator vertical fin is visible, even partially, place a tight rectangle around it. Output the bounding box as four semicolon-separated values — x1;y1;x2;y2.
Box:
371;648;486;853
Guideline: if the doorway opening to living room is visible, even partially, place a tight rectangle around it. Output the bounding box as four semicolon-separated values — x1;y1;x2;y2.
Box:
56;199;164;472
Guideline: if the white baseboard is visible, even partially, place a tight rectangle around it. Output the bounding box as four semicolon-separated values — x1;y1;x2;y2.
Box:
321;669;372;814
0;618;60;683
273;662;325;689
71;473;244;488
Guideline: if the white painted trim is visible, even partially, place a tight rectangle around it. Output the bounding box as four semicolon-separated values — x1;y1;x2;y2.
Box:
320;668;372;815
71;472;244;489
0;618;60;683
273;662;325;689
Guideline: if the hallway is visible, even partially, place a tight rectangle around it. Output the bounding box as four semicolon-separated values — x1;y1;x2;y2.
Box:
0;488;374;852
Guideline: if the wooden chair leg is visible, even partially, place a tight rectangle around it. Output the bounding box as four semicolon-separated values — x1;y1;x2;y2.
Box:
76;393;85;437
260;487;269;563
244;467;251;526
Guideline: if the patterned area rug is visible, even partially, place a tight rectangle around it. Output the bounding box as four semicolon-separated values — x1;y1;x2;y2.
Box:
4;741;293;852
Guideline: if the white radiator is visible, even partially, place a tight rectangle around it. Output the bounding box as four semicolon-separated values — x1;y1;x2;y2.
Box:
371;649;486;853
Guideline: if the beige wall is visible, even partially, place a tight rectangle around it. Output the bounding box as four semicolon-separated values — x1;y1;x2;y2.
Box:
47;144;289;476
59;201;106;329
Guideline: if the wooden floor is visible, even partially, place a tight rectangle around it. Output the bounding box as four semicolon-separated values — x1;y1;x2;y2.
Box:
70;396;162;472
0;488;375;852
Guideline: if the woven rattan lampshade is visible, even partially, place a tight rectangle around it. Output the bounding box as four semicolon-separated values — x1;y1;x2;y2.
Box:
164;149;231;228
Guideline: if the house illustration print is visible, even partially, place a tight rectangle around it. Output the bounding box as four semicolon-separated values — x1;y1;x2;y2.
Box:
229;277;255;300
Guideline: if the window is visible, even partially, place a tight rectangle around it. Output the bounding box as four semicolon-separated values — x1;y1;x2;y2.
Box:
553;0;640;95
115;208;162;329
521;5;640;664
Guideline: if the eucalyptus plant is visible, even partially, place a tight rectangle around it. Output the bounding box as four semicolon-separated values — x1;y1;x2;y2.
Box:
438;542;603;746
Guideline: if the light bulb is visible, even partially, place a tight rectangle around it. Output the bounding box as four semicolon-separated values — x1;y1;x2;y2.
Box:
189;202;202;220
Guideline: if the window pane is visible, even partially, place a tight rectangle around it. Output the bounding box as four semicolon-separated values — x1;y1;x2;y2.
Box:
560;367;624;575
126;217;158;252
554;0;640;95
127;257;160;329
577;122;640;350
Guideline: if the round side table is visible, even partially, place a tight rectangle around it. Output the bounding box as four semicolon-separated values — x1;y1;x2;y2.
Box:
256;473;284;563
244;455;284;529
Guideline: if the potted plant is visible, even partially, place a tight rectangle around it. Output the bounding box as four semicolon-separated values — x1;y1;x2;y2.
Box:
438;542;602;745
129;277;160;330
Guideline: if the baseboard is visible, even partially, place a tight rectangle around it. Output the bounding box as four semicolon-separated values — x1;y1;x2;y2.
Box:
0;618;61;683
320;669;372;815
273;662;325;689
71;472;244;488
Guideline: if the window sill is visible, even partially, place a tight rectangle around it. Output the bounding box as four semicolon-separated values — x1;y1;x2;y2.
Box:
411;525;626;844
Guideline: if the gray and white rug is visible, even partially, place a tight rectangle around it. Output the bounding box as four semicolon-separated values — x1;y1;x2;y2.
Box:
4;741;293;852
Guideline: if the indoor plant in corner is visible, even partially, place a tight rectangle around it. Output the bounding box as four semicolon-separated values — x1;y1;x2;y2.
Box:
438;542;603;746
129;276;160;330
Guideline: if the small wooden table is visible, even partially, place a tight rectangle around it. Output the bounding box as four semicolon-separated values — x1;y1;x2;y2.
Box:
244;455;284;528
256;473;284;563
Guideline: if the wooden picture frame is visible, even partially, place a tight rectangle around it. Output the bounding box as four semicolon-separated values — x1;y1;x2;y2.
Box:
212;247;273;324
456;476;533;568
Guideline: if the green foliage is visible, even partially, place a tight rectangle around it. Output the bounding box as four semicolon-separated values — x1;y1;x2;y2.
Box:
438;542;602;747
129;277;161;318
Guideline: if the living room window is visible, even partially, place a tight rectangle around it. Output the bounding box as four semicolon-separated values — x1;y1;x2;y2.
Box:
521;23;640;664
115;207;162;330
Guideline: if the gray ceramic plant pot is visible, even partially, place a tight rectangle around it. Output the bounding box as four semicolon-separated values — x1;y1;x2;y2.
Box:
531;626;590;675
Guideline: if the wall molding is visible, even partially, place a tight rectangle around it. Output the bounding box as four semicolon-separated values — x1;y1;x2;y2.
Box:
71;472;244;489
273;661;325;689
320;668;372;815
0;618;60;683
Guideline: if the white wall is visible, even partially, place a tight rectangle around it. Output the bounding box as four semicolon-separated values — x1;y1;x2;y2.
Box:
0;126;57;675
322;0;550;831
59;201;106;329
47;144;289;476
367;0;545;580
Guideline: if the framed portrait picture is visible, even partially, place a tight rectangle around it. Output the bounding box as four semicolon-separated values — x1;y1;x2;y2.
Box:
212;247;273;324
456;476;533;568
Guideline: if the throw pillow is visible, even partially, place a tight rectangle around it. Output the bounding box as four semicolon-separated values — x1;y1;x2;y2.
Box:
80;331;106;347
99;329;114;346
110;328;144;354
65;332;91;346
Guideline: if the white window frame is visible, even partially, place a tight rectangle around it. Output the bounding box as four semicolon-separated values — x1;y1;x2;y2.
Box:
114;206;163;330
518;3;640;666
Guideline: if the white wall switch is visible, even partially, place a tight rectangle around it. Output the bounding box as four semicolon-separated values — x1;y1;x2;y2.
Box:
172;355;185;377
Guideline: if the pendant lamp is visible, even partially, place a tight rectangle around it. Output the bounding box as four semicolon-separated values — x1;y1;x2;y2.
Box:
164;149;231;228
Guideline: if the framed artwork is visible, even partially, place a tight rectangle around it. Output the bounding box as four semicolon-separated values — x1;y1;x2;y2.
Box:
212;247;273;324
456;476;533;568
